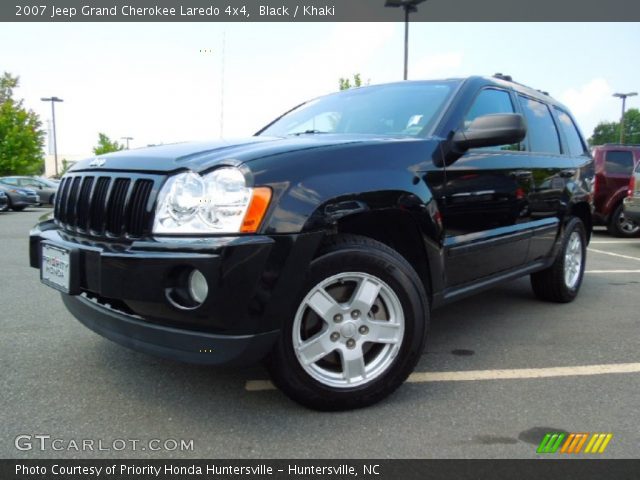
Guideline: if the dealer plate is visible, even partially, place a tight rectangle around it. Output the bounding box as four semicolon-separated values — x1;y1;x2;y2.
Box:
41;244;71;293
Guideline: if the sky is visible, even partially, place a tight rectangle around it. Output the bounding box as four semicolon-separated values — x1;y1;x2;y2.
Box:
1;22;639;156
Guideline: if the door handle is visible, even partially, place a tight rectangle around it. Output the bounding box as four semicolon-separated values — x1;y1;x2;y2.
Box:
510;170;532;179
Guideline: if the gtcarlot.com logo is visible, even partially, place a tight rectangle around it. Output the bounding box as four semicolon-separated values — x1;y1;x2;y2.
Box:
537;432;613;454
15;434;194;452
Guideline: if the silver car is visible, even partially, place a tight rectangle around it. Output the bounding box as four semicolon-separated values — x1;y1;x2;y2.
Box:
0;176;58;205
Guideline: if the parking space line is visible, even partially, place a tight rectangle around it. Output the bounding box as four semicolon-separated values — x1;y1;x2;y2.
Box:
245;362;640;391
586;269;640;274
588;248;640;262
590;240;639;244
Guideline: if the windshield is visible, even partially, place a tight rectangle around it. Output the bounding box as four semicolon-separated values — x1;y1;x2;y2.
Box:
258;81;459;138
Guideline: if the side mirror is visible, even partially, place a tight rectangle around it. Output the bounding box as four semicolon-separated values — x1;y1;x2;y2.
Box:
452;113;526;151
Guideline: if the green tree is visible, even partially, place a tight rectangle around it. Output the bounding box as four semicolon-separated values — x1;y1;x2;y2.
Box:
93;133;124;155
339;74;369;91
589;108;640;146
0;72;45;176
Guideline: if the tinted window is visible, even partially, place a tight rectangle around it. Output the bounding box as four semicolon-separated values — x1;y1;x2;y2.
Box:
554;108;586;156
0;178;18;186
465;89;514;124
518;96;561;154
259;81;458;137
464;89;520;151
605;151;634;175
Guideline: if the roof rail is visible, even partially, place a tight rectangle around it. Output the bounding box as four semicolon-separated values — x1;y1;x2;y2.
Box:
492;73;553;98
493;73;512;82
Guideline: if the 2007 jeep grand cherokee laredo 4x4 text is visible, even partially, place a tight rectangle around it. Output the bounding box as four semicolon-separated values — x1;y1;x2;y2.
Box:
30;75;594;410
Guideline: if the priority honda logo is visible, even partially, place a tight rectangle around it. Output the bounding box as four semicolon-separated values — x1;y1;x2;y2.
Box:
537;432;613;454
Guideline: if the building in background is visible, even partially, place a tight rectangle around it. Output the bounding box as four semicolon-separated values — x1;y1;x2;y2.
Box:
44;153;87;178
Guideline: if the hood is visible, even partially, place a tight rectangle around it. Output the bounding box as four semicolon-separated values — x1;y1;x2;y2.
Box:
69;135;414;174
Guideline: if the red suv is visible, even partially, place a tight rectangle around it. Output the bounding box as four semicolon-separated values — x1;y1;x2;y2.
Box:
592;144;640;237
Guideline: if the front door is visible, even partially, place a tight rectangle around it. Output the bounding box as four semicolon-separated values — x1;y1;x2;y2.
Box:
438;87;533;287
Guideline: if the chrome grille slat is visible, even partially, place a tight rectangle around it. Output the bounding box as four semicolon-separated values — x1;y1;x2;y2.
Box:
88;177;110;233
75;176;94;231
105;178;130;236
64;177;82;227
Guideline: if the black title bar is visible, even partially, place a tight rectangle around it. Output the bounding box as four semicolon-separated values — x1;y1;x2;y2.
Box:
2;459;640;480
3;0;640;22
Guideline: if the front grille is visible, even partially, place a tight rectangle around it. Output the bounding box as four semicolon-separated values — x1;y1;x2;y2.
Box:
54;173;161;239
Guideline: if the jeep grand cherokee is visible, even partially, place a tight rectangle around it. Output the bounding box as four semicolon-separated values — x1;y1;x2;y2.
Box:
30;75;594;410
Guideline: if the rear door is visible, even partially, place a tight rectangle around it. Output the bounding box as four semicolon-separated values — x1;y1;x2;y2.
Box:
516;95;576;262
441;87;533;287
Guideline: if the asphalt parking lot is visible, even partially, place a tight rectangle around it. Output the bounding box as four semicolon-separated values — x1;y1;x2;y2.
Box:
1;208;639;459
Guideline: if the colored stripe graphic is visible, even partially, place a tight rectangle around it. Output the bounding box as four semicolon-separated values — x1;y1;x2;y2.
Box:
539;433;613;454
584;433;613;454
560;433;589;454
537;433;565;453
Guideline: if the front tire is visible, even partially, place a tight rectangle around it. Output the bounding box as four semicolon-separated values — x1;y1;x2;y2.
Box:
531;217;586;303
266;235;429;411
607;203;640;237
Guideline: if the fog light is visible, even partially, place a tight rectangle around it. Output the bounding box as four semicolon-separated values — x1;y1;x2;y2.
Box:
188;269;208;304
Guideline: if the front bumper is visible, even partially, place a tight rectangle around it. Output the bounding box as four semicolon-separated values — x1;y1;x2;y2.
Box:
11;194;39;208
30;221;323;365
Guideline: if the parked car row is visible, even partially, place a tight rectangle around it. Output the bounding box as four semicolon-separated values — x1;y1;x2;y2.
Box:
0;190;8;212
592;144;640;237
0;176;59;212
623;159;640;225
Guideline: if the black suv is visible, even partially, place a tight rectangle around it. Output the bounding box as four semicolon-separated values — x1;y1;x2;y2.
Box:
30;75;593;410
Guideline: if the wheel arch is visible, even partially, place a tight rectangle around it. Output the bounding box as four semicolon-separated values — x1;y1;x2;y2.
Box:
569;201;592;244
324;206;442;303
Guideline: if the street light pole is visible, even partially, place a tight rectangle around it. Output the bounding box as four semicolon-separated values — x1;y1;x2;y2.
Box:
385;0;427;81
40;96;64;176
403;7;410;80
613;92;637;144
121;137;134;149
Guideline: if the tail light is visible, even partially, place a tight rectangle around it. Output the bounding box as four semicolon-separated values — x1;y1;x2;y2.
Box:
629;175;636;197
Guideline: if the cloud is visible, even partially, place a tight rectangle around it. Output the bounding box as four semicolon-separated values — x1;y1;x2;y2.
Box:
559;78;618;137
560;78;612;117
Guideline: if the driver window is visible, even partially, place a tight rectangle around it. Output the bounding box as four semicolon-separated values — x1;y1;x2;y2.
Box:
464;89;522;151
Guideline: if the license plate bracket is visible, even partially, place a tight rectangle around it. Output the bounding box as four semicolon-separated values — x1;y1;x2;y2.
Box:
40;242;80;294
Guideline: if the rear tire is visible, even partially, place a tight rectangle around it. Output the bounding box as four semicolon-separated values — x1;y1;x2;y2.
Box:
607;203;640;237
266;234;429;411
531;217;586;303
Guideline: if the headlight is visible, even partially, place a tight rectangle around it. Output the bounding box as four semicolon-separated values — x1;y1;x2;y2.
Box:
153;167;272;234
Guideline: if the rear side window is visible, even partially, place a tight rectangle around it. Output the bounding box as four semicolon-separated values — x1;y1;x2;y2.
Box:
604;151;634;175
554;108;586;156
464;88;520;151
1;178;18;186
518;96;561;155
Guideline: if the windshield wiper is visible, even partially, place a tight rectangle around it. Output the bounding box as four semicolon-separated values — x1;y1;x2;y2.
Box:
288;130;330;136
